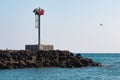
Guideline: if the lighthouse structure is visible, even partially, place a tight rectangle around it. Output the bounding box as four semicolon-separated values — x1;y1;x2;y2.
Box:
33;8;44;50
25;7;54;51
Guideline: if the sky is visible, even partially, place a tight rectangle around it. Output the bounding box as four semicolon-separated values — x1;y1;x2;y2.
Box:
0;0;120;53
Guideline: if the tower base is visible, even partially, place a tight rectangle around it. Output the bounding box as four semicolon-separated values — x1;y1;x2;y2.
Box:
25;44;54;52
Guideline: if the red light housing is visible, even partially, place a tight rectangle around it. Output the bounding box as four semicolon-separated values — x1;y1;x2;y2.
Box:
39;9;44;15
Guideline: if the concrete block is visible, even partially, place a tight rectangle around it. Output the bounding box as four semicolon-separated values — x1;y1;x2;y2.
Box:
25;44;54;51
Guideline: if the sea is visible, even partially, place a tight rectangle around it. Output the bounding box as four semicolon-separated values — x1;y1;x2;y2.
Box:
0;53;120;80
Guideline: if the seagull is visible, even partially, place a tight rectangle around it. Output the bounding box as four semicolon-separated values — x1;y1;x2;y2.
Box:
100;24;103;26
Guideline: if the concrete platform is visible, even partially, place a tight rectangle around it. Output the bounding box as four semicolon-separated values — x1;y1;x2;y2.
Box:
25;44;54;52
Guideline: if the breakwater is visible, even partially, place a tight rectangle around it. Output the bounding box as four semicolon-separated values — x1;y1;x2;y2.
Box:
0;50;101;69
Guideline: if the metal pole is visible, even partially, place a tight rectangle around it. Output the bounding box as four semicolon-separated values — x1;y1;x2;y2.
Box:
38;8;41;50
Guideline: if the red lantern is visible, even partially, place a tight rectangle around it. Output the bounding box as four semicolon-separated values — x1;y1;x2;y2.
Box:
39;9;44;15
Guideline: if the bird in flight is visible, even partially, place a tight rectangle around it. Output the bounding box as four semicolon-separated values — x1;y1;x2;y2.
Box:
100;24;103;26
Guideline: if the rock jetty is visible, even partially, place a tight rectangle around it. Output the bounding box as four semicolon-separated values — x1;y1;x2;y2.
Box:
0;50;101;69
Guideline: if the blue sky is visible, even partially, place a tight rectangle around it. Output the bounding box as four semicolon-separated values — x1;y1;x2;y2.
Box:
0;0;120;52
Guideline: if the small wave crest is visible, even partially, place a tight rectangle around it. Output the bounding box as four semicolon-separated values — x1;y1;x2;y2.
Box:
102;64;114;67
114;62;120;64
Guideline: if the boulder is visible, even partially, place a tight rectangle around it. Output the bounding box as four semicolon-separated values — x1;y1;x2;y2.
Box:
0;62;7;69
76;53;83;59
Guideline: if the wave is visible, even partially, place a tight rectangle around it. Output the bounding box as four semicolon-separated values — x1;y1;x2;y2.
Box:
102;64;114;67
114;62;120;64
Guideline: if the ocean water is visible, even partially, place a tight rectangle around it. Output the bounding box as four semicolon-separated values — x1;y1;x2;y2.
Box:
0;53;120;80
